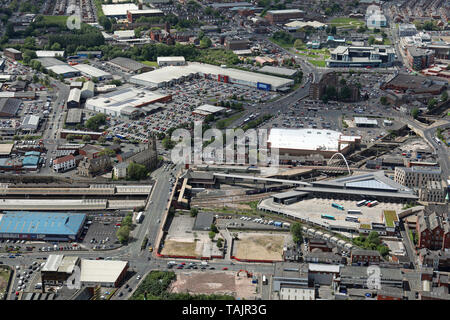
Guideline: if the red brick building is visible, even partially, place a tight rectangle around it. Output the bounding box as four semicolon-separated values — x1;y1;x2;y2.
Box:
351;249;382;265
416;212;450;251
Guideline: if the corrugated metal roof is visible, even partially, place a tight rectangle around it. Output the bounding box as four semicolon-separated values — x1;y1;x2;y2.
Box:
0;211;85;236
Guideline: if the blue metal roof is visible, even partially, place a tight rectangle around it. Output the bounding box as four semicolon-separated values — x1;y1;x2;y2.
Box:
22;156;39;166
25;151;41;157
0;211;86;236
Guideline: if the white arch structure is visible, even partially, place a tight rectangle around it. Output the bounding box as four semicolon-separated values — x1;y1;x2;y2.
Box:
328;152;351;175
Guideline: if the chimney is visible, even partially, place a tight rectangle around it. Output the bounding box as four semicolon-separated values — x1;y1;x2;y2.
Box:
138;3;143;10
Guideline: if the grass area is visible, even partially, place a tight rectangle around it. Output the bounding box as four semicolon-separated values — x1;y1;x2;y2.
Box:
0;267;12;300
268;38;293;49
308;59;327;67
140;61;158;67
383;210;398;228
215;111;244;129
197;49;239;66
330;17;365;29
41;15;68;26
93;0;105;19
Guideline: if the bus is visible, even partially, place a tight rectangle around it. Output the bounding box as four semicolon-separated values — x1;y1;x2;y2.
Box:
345;216;360;223
321;214;335;220
356;200;367;207
367;201;378;207
332;203;344;210
347;209;362;215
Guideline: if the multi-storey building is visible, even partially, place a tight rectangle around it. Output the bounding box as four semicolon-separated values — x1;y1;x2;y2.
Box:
416;212;450;251
265;9;304;24
394;166;442;188
406;47;435;71
419;180;447;203
326;45;395;68
351;249;382;265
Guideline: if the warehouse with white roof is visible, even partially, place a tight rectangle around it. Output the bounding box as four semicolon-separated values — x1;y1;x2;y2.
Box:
80;259;129;287
101;3;138;19
85;87;172;118
267;128;361;158
130;62;294;91
72;64;112;81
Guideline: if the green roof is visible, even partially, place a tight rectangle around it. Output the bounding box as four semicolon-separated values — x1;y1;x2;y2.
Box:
383;210;398;228
360;223;371;229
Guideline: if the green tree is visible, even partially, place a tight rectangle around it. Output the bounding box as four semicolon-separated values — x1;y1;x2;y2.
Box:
441;91;448;102
190;208;199;217
290;222;303;244
368;36;375;45
293;39;303;48
66;134;75;141
427;98;438;110
97;136;106;144
85;113;107;131
127;162;149;180
380;96;388;105
210;224;218;233
367;231;381;245
82;135;91;143
216;238;223;248
411;107;419;119
208;231;216;240
116;225;130;244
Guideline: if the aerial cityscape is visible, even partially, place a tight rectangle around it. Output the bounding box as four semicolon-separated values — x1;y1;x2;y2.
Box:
0;0;449;307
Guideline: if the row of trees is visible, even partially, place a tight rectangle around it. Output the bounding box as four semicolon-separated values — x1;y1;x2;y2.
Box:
116;213;133;244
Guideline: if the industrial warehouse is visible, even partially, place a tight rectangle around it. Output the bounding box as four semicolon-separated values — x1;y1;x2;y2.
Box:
85;87;172;117
130;62;294;91
0;211;86;241
267;128;361;158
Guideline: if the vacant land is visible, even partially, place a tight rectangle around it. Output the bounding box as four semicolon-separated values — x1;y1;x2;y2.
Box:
169;271;259;299
0;267;12;300
234;233;285;261
161;239;200;257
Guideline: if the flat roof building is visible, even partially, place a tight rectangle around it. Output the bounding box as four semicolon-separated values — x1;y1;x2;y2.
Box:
265;9;305;24
47;65;81;78
108;57;152;74
127;9;164;23
327;45;395;68
102;3;138;19
21;115;40;132
259;66;298;77
130;62;294;91
157;56;186;67
0;211;86;241
354;117;378;127
66;108;83;125
192;104;226;116
35;50;64;58
80;259;129;287
85;87;171;118
72;64;112;81
267;128;361;158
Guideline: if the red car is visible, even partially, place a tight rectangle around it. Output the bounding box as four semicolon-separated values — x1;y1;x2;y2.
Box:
222;267;228;270
181;262;186;265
